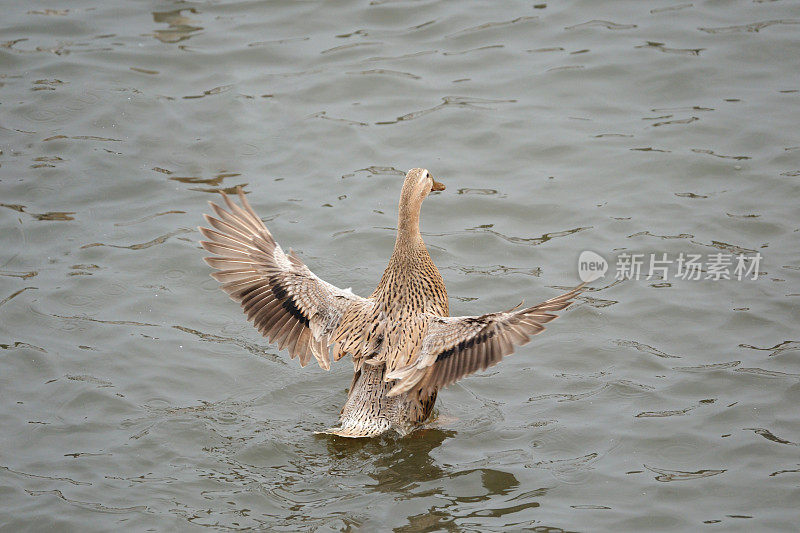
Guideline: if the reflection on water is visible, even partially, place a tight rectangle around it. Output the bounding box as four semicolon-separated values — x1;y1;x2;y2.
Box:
324;430;551;531
1;0;799;529
326;429;455;492
150;9;203;44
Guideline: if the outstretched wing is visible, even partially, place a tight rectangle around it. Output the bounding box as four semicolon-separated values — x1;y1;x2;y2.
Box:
386;284;585;396
199;188;372;370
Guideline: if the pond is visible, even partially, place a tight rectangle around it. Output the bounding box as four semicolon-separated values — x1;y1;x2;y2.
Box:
1;0;799;530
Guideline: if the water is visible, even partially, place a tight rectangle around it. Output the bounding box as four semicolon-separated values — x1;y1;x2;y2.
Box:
1;0;799;530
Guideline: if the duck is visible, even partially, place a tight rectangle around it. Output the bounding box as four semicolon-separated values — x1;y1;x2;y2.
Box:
199;168;585;437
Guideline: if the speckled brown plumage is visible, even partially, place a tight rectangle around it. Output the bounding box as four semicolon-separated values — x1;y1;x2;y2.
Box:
199;168;585;437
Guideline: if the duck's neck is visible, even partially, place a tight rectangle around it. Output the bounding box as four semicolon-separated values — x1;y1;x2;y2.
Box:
394;202;425;255
374;196;448;315
376;202;429;293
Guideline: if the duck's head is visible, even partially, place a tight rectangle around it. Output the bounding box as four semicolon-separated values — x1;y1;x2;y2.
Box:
397;168;444;233
400;167;445;205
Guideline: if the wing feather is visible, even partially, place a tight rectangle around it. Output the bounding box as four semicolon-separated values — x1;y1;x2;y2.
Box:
386;284;586;395
199;187;373;369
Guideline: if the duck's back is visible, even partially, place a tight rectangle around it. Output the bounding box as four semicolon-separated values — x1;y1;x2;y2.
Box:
325;244;447;436
371;245;448;369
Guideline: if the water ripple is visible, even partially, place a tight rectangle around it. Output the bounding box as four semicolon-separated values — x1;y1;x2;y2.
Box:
248;36;309;47
628;230;694;239
457;187;502;196
738;340;800;357
651;4;693;14
527;46;564;53
67;374;114;388
631;146;671;152
446;264;541;277
673;361;741;372
644;464;726;482
114;210;186;227
51;314;159;327
443;45;504;56
769;467;800;477
447;16;538;38
651;116;699;127
25;489;149;514
169;173;241;186
699;19;800;34
342;166;405;178
81;229;191;250
0;287;37;308
527;452;601;484
547;65;584;73
182;85;233;100
652;105;714;112
149;8;202;44
733;367;800;379
565;20;637;31
692;239;757;255
1;465;89;486
636;406;695;418
605;380;657;400
691;148;751;160
308;111;368;127
1;203;76;222
635;41;704;56
613;339;681;359
43;134;121;142
376;96;515;125
321;42;381;55
346;68;420;79
469;225;592;246
580;296;618;308
0;270;39;279
743;428;799;446
529;385;608;403
0;341;47;352
365;50;437;62
172;325;285;364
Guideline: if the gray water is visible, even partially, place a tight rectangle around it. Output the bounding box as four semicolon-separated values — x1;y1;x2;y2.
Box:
1;1;799;531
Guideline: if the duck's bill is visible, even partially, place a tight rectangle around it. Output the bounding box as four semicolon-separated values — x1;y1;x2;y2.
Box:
431;179;446;192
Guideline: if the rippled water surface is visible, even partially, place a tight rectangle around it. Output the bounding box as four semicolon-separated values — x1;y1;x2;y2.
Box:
2;0;799;530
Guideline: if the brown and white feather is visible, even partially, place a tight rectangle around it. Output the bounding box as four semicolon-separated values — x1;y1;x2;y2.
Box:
199;188;373;370
385;284;585;396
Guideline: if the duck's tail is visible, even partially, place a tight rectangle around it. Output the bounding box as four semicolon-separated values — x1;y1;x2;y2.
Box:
318;363;397;437
315;423;387;438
